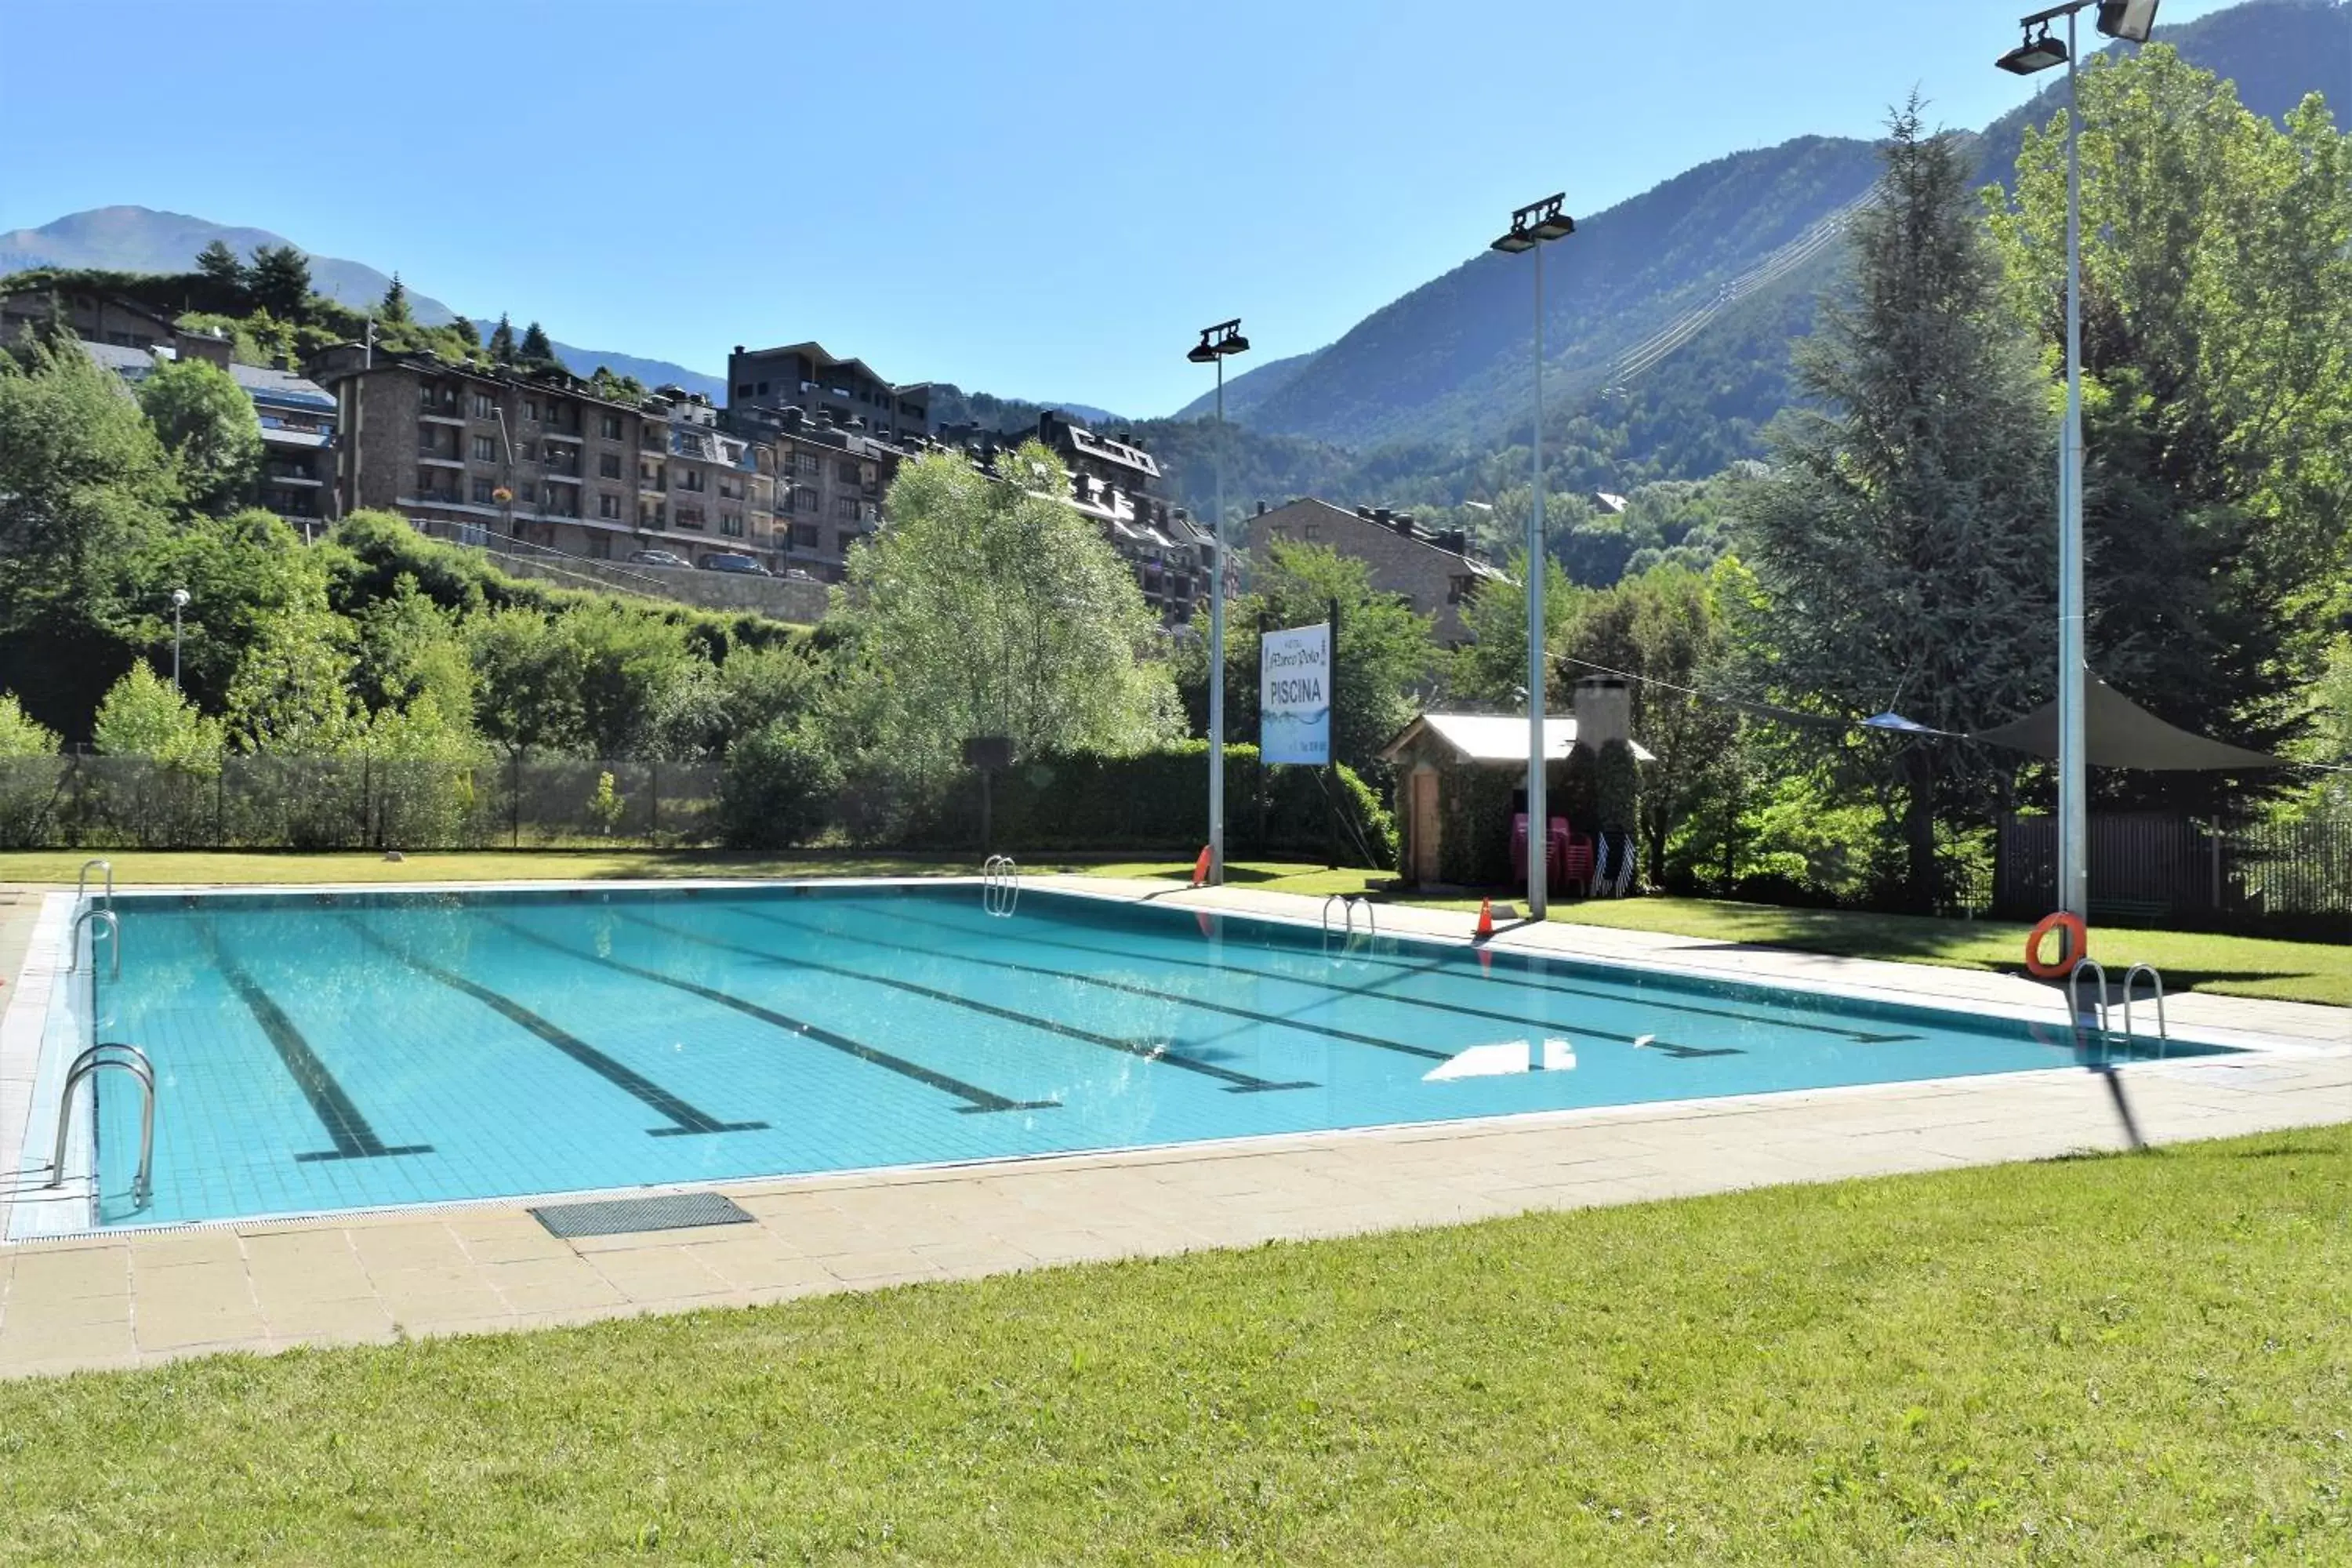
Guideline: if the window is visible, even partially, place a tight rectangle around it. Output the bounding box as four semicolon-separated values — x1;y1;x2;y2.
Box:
599;413;622;440
524;399;539;422
835;530;861;555
720;513;743;538
791;523;820;549
472;393;497;419
598;452;622;478
472;477;497;503
677;469;704;492
834;495;859;520
516;440;534;463
472;435;498;461
416;467;435;496
641;501;666;527
797;451;823;477
676;506;705;530
838;459;861;483
756;380;770;395
599;492;620;519
1446;574;1475;606
719;476;742;499
735;383;755;398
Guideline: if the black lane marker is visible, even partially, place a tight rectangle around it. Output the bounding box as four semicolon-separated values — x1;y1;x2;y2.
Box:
341;920;766;1138
895;902;1900;1046
750;904;1742;1062
483;914;1056;1116
730;906;1450;1062
619;912;1316;1095
200;923;432;1165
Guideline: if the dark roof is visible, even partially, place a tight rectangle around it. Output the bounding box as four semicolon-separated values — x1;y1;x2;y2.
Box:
1253;497;1502;575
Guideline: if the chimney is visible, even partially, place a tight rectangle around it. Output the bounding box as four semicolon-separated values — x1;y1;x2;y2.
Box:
1393;513;1415;537
1255;499;1268;516
1374;508;1392;526
1356;506;1374;521
1573;676;1632;749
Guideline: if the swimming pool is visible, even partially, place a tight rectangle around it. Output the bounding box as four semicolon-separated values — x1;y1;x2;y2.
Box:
33;882;2227;1232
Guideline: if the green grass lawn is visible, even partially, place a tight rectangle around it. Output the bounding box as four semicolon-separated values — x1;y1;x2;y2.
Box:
0;1127;2343;1563
1087;862;2352;1010
0;848;1081;887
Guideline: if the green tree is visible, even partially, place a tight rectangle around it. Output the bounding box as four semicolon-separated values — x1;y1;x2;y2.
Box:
1988;45;2352;812
1559;560;1740;885
0;693;60;757
144;510;325;716
719;720;840;849
519;321;556;365
488;314;517;366
562;600;699;759
225;598;359;754
378;272;412;325
92;659;225;770
824;444;1179;789
1740;103;2056;912
0;339;176;733
465;607;584;757
353;572;474;726
452;317;480;350
194;239;247;295
1447;549;1577;707
246;244;312;319
136;354;263;515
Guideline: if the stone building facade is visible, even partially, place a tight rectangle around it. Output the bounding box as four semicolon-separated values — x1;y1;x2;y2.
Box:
1246;497;1503;643
726;341;928;444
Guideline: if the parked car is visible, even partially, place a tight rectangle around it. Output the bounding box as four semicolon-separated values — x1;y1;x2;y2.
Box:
698;553;772;576
626;549;691;568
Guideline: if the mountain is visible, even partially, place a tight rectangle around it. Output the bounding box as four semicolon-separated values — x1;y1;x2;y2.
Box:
1220;0;2350;477
0;206;463;325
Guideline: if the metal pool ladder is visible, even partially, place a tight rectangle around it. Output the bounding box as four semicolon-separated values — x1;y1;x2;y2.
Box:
71;906;120;982
2067;957;2111;1037
2122;963;2167;1041
46;1042;155;1210
982;855;1022;917
76;858;114;909
1321;895;1376;954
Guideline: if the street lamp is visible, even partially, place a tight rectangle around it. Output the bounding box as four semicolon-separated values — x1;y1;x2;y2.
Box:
1997;0;2161;923
169;588;190;692
1490;194;1575;921
1187;318;1250;886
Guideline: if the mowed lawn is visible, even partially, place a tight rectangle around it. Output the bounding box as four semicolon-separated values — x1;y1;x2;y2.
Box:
0;848;1059;887
1089;862;2352;1010
0;1127;2343;1563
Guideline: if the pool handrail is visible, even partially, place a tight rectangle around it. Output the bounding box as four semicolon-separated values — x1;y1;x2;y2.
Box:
2122;963;2167;1041
982;855;1021;917
70;906;120;982
2067;957;2111;1038
76;858;114;909
46;1042;155;1210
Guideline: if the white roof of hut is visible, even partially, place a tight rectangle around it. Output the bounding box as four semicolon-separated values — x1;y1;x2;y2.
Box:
1379;713;1655;766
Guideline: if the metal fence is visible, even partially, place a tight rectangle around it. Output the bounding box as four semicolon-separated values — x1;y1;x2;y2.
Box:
1995;811;2352;935
0;754;723;851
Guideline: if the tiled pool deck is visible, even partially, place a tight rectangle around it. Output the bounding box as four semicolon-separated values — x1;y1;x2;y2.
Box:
0;875;2343;1379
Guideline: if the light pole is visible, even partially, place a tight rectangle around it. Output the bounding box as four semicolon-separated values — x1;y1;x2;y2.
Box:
1188;318;1250;886
169;588;190;692
1491;194;1575;920
1998;0;2161;921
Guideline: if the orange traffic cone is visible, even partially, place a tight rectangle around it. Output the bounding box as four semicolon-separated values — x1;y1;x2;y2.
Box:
1475;897;1495;940
1190;845;1213;887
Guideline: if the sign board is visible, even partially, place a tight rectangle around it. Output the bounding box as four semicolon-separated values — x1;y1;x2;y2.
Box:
1260;621;1331;766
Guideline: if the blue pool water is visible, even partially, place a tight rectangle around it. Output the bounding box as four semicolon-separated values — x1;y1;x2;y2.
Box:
64;884;2225;1228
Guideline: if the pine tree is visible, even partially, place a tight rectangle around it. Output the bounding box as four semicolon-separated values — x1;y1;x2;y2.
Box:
379;271;412;325
488;314;517;365
1738;102;2056;912
452;316;480;349
519;321;556;366
246;243;311;318
194;239;246;294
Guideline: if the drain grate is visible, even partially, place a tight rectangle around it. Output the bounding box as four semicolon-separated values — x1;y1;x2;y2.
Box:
530;1190;754;1239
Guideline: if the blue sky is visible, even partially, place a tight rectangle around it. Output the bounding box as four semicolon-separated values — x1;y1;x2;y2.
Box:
2;0;2237;416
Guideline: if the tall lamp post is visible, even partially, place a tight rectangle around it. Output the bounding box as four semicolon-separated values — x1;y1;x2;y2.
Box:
1490;194;1575;920
1187;318;1250;886
1998;0;2161;920
169;588;190;692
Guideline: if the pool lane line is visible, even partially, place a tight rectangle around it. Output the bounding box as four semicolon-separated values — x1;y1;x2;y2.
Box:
891;901;1909;1047
339;920;768;1139
724;906;1453;1062
480;914;1058;1116
198;922;434;1165
741;904;1744;1062
613;911;1319;1096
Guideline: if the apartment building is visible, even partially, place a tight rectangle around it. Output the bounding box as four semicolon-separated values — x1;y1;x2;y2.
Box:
727;341;928;443
0;286;233;361
1247;497;1504;643
648;389;778;567
77;338;338;529
721;403;895;582
309;346;699;564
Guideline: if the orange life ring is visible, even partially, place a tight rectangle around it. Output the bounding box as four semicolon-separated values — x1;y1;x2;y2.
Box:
2024;912;2088;978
